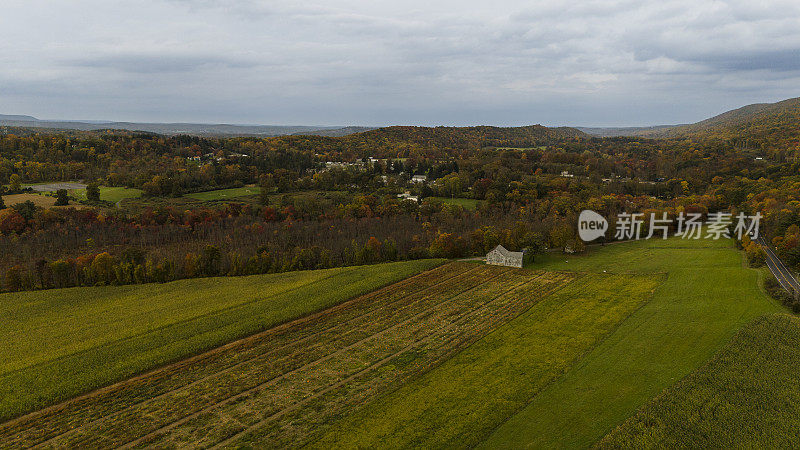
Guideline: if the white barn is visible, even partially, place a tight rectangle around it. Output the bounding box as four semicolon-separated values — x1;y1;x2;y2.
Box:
486;245;527;268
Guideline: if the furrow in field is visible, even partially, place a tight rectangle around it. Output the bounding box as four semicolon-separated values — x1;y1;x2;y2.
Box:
136;271;573;448
29;264;496;448
111;265;508;449
221;272;576;449
0;262;470;447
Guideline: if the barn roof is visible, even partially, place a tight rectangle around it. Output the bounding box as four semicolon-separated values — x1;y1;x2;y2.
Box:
490;245;523;259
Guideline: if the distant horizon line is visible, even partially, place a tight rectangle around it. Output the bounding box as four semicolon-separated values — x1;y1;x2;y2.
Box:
0;114;691;130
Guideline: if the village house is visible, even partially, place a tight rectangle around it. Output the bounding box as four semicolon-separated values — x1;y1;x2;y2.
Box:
397;191;419;202
411;174;427;183
485;245;531;268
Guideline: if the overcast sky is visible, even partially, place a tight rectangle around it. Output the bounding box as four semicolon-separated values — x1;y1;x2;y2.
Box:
1;0;799;127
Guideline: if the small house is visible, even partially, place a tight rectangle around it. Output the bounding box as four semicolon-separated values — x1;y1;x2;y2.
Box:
411;175;427;183
486;245;531;268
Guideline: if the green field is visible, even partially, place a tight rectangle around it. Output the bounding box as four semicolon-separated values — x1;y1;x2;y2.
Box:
0;236;787;447
0;259;442;421
185;186;258;200
482;237;780;448
0;263;573;447
599;313;800;448
426;196;480;209
70;186;143;203
311;272;660;448
310;236;781;448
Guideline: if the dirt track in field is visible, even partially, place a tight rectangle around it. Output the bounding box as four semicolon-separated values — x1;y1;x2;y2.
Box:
0;262;575;449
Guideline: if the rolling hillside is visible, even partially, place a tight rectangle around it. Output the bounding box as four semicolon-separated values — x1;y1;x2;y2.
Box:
317;237;780;448
0;115;370;137
0;260;442;420
652;96;800;146
583;96;800;150
599;314;800;448
347;124;586;150
0;236;790;448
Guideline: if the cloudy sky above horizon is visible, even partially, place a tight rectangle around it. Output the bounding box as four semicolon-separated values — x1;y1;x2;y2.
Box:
2;0;800;127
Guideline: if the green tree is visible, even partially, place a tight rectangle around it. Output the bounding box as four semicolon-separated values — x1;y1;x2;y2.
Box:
55;189;69;206
86;183;101;202
200;245;222;276
4;265;23;291
9;174;21;192
50;259;74;288
259;174;274;205
12;200;36;220
91;252;116;285
0;195;5;210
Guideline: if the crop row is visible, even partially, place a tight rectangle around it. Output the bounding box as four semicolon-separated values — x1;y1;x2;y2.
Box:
136;271;575;448
4;263;489;448
66;264;501;448
0;262;472;447
235;272;577;449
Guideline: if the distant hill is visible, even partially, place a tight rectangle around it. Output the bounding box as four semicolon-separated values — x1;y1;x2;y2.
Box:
0;115;369;137
351;125;586;149
577;125;685;137
581;97;800;149
293;126;376;137
652;97;800;147
0;114;39;122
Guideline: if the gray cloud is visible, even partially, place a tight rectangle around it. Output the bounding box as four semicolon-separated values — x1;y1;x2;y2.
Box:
0;0;799;126
67;54;258;74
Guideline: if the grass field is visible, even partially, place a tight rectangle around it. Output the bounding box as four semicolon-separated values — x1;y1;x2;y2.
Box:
426;196;480;209
2;193;58;208
185;186;258;201
70;186;143;203
0;259;442;421
311;272;660;448
481;237;780;448
0;236;785;448
308;237;780;448
1;193;88;209
599;313;800;448
0;262;571;448
121;190;353;213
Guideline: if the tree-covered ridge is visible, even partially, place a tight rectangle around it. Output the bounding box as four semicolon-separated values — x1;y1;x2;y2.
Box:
1;98;800;293
642;96;800;153
350;124;586;149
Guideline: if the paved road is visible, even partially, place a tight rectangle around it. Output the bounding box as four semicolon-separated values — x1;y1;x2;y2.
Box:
756;236;800;294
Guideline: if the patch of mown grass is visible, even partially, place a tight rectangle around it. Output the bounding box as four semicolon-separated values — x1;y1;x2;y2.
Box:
0;259;443;421
185;186;258;201
70;186;143;203
309;272;660;448
425;197;480;210
482;236;781;448
598;314;800;448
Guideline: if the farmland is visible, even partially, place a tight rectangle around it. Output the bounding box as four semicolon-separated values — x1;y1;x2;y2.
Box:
2;193;60;208
1;193;90;209
70;186;143;203
0;235;786;448
0;262;574;448
425;196;480;210
308;236;781;448
481;237;780;448
598;314;800;448
311;272;660;448
0;259;442;421
186;185;258;201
